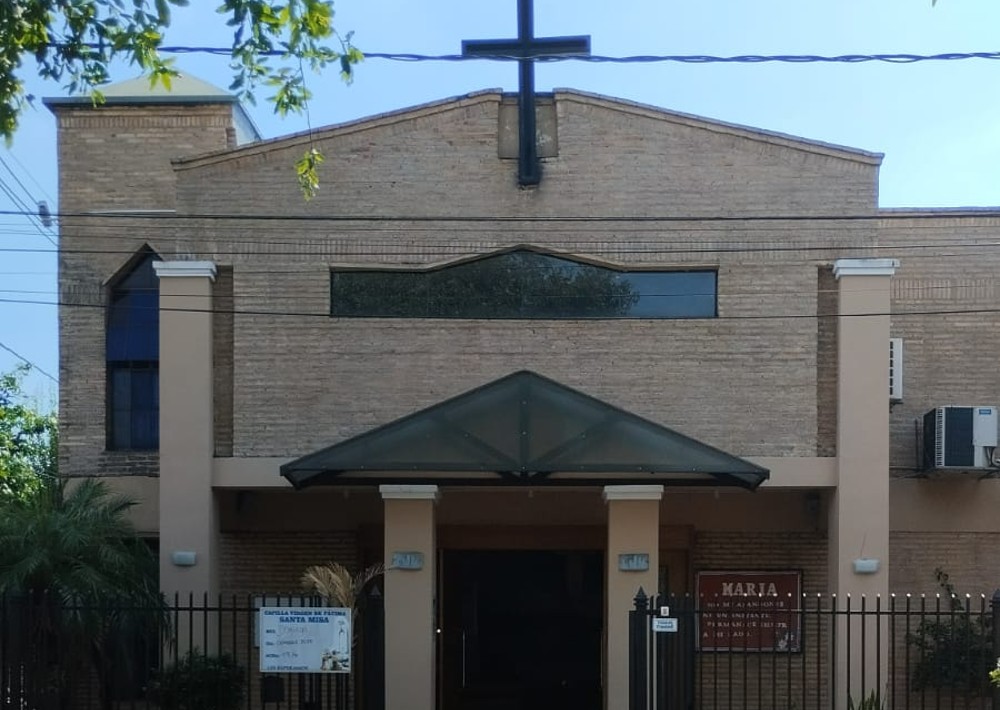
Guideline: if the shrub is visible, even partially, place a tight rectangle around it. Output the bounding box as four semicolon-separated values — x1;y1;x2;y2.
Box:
149;650;245;710
908;569;993;694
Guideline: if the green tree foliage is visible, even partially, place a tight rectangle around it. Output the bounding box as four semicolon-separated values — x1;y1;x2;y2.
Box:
0;1;362;196
0;478;162;709
0;365;56;502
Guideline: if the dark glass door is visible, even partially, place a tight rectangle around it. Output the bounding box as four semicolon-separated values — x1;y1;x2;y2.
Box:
440;550;603;710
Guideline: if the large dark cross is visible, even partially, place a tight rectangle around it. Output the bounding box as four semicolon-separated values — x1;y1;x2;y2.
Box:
462;0;590;186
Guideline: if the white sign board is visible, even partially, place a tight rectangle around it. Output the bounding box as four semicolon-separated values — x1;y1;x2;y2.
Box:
259;607;352;673
652;617;678;633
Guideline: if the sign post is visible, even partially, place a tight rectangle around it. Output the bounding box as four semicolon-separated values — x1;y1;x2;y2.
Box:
259;607;352;673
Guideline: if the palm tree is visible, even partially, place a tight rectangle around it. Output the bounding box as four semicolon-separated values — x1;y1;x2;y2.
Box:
0;478;162;710
300;561;384;613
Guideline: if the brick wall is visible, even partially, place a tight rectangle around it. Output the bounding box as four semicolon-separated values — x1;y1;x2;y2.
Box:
692;531;828;710
213;267;235;456
693;531;827;592
55;90;1000;483
52;100;238;477
161;92;882;462
218;530;359;596
881;215;1000;474
890;531;1000;596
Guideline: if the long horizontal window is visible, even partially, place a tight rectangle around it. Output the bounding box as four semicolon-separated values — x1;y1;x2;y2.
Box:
331;250;716;319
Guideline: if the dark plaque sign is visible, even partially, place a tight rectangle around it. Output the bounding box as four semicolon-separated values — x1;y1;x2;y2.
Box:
696;571;802;652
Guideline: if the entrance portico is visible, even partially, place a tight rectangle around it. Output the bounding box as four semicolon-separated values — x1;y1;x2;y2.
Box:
281;371;768;710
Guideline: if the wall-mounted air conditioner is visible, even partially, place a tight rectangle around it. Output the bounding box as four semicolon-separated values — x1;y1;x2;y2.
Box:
922;406;998;470
889;338;903;401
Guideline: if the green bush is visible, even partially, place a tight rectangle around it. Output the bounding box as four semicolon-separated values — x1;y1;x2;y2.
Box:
149;650;245;710
908;569;993;694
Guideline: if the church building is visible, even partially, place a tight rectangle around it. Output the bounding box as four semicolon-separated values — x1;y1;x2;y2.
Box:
44;33;1000;710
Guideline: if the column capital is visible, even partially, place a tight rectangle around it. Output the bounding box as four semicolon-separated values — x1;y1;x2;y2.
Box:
380;484;439;501
154;260;217;281
603;484;664;502
833;258;899;280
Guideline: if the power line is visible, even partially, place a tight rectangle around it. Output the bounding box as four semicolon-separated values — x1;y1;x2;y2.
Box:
3;152;55;205
84;44;1000;66
2;244;999;260
0;160;57;248
0;341;57;383
7;206;1000;223
1;295;996;323
1;277;994;300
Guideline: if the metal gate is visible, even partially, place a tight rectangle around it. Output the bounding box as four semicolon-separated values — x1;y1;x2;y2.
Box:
629;589;696;710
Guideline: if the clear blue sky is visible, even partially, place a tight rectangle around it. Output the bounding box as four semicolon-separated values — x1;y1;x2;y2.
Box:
3;0;1000;400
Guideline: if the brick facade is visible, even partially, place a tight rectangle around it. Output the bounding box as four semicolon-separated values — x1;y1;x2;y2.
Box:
49;86;1000;595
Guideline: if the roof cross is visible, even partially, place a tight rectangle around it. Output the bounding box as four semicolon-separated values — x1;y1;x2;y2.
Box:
462;0;590;186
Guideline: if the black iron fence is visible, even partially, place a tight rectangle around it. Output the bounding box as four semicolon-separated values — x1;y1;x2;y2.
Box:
630;589;1000;710
0;590;384;710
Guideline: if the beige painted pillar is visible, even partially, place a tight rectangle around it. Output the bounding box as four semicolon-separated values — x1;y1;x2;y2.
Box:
154;261;218;643
829;258;897;705
380;485;438;710
604;485;663;710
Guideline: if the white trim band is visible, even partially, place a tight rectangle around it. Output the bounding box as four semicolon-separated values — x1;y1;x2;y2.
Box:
603;485;664;502
379;484;440;501
153;260;217;280
833;258;899;279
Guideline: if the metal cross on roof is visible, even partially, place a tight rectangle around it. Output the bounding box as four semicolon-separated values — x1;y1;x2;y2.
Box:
462;0;591;186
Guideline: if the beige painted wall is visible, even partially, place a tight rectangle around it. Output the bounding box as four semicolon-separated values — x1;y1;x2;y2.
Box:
157;268;218;600
381;487;437;710
604;487;662;710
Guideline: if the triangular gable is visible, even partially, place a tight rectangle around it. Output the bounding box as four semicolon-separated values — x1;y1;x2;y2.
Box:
280;371;768;490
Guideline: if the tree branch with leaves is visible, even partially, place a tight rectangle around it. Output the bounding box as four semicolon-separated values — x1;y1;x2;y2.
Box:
0;365;56;503
1;1;362;197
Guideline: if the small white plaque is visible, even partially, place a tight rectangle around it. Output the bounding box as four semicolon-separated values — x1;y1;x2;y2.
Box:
652;617;678;633
659;606;670;617
391;551;424;570
618;553;650;572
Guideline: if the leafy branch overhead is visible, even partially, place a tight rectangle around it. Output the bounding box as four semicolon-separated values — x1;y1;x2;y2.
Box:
1;1;363;197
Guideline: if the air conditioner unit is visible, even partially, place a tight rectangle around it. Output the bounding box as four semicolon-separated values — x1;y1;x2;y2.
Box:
889;338;903;401
923;406;998;470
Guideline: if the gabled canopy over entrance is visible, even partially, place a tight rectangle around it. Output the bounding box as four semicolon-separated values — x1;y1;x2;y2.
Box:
280;371;768;490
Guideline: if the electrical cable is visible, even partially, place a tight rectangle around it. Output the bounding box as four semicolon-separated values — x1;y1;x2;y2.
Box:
6;207;1000;223
66;44;1000;66
0;340;57;383
1;295;997;323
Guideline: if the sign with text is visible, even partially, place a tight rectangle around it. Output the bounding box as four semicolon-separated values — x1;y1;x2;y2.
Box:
259;607;352;673
696;571;802;652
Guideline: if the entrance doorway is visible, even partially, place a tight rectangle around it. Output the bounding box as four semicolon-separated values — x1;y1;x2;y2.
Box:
440;550;603;710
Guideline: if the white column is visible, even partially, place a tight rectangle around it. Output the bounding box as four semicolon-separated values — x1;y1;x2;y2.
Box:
830;258;897;705
155;261;218;647
380;485;438;710
604;485;663;710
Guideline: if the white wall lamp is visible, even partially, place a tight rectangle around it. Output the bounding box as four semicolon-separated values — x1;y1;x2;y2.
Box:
171;550;198;567
852;558;880;574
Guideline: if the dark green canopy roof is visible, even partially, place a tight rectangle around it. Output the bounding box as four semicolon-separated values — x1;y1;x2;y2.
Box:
280;371;768;490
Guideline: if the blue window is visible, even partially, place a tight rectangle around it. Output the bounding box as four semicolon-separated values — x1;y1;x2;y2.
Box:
106;252;159;450
330;250;716;319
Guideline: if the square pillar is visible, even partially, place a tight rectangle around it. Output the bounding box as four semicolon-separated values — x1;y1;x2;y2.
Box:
380;485;438;710
154;261;218;650
830;258;897;704
604;485;663;710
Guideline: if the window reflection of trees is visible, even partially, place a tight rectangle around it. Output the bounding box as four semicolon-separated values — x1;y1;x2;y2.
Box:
331;250;715;319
